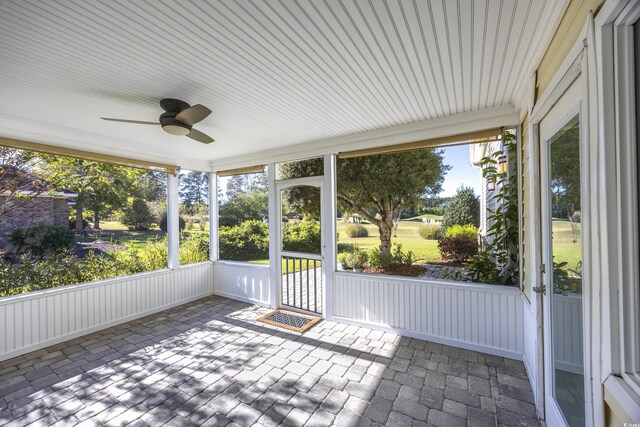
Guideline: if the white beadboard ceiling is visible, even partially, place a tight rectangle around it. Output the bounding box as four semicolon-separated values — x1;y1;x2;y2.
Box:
0;0;558;171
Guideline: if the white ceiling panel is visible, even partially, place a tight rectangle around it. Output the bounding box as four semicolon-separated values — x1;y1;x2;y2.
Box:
0;0;557;170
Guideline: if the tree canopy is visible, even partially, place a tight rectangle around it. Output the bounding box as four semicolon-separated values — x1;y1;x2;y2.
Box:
179;171;209;208
441;186;480;230
0;147;51;217
39;156;142;231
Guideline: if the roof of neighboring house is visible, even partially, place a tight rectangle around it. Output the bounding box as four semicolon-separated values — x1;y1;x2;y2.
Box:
0;165;77;198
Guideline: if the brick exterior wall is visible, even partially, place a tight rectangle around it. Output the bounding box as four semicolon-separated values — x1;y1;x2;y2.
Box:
0;196;70;249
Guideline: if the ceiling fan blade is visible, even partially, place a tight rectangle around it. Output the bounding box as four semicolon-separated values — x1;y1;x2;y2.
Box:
175;104;211;125
186;128;214;144
101;118;159;125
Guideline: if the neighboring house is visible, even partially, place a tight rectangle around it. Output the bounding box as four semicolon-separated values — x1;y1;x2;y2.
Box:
469;140;509;241
0;166;76;248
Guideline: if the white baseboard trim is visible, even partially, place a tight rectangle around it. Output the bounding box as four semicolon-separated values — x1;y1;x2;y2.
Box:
333;315;523;361
555;361;584;375
523;351;538;399
0;291;213;363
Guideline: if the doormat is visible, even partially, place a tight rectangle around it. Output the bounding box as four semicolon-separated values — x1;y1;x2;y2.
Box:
256;309;321;333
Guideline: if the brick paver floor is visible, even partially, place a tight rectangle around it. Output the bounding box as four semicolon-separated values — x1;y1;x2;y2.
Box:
0;296;539;426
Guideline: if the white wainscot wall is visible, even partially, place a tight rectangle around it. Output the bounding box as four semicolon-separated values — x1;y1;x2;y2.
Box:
553;293;583;373
213;261;270;306
334;273;524;359
0;262;214;362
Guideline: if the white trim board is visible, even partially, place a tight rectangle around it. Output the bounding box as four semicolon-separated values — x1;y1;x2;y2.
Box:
211;106;518;171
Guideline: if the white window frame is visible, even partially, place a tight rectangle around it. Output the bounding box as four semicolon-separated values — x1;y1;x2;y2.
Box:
613;1;640;394
598;0;640;409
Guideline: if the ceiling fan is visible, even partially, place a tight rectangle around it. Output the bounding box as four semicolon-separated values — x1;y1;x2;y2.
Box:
101;98;214;144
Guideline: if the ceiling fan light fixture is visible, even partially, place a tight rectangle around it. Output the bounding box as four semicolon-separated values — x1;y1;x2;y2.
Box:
162;123;191;136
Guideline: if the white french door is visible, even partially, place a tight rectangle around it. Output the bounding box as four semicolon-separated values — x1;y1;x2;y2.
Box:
539;78;589;427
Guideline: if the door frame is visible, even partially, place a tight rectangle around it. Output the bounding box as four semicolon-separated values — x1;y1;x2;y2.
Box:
539;80;588;426
530;18;606;426
274;175;325;316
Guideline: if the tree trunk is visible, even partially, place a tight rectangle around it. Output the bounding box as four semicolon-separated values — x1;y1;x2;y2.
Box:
75;203;84;234
378;222;393;257
93;210;100;230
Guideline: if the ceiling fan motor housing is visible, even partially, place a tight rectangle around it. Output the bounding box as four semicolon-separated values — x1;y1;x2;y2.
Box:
159;99;192;135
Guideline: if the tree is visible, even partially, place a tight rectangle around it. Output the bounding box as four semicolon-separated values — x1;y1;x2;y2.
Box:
225;175;246;199
179;171;208;209
0;147;52;217
279;151;449;257
40;157;141;232
219;191;268;226
137;172;166;203
441;187;480;230
121;198;154;230
549;126;581;219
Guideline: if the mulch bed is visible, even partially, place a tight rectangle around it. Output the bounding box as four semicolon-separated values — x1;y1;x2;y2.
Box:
363;264;427;277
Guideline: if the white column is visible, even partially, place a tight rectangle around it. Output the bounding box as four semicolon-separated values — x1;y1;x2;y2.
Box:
167;173;180;269
322;153;337;320
209;172;219;261
267;164;278;309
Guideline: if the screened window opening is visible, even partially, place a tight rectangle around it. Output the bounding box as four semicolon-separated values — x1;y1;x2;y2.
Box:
178;169;210;265
217;168;269;263
335;130;520;286
0;146;170;296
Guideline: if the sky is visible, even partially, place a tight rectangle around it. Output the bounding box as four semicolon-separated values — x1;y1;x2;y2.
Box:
438;145;483;197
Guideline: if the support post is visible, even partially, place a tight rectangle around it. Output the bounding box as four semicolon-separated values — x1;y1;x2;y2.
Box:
209;172;219;261
167;173;180;269
267;164;278;309
323;153;337;320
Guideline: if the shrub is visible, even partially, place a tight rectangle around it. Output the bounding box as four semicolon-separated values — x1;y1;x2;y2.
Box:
368;247;393;269
345;224;368;238
422;206;445;216
121;198;154;230
10;226;75;257
159;211;186;233
441;186;480;230
571;210;581;223
392;244;416;266
438;237;478;263
282;221;321;253
339;246;369;270
444;224;478;239
219;220;269;261
419;224;442;240
179;233;209;264
368;243;415;268
0;233;213;297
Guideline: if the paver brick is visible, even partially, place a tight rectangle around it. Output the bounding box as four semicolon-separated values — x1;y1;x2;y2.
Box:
386;411;414;427
428;409;466;427
364;397;392;423
228;402;263;426
393;397;428;421
443;398;467;418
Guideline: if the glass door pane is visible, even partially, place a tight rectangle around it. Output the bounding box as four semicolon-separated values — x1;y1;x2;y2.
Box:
548;115;584;426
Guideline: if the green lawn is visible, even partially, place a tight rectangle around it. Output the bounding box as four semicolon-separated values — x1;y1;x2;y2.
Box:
551;219;582;271
337;219;441;263
79;221;208;250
